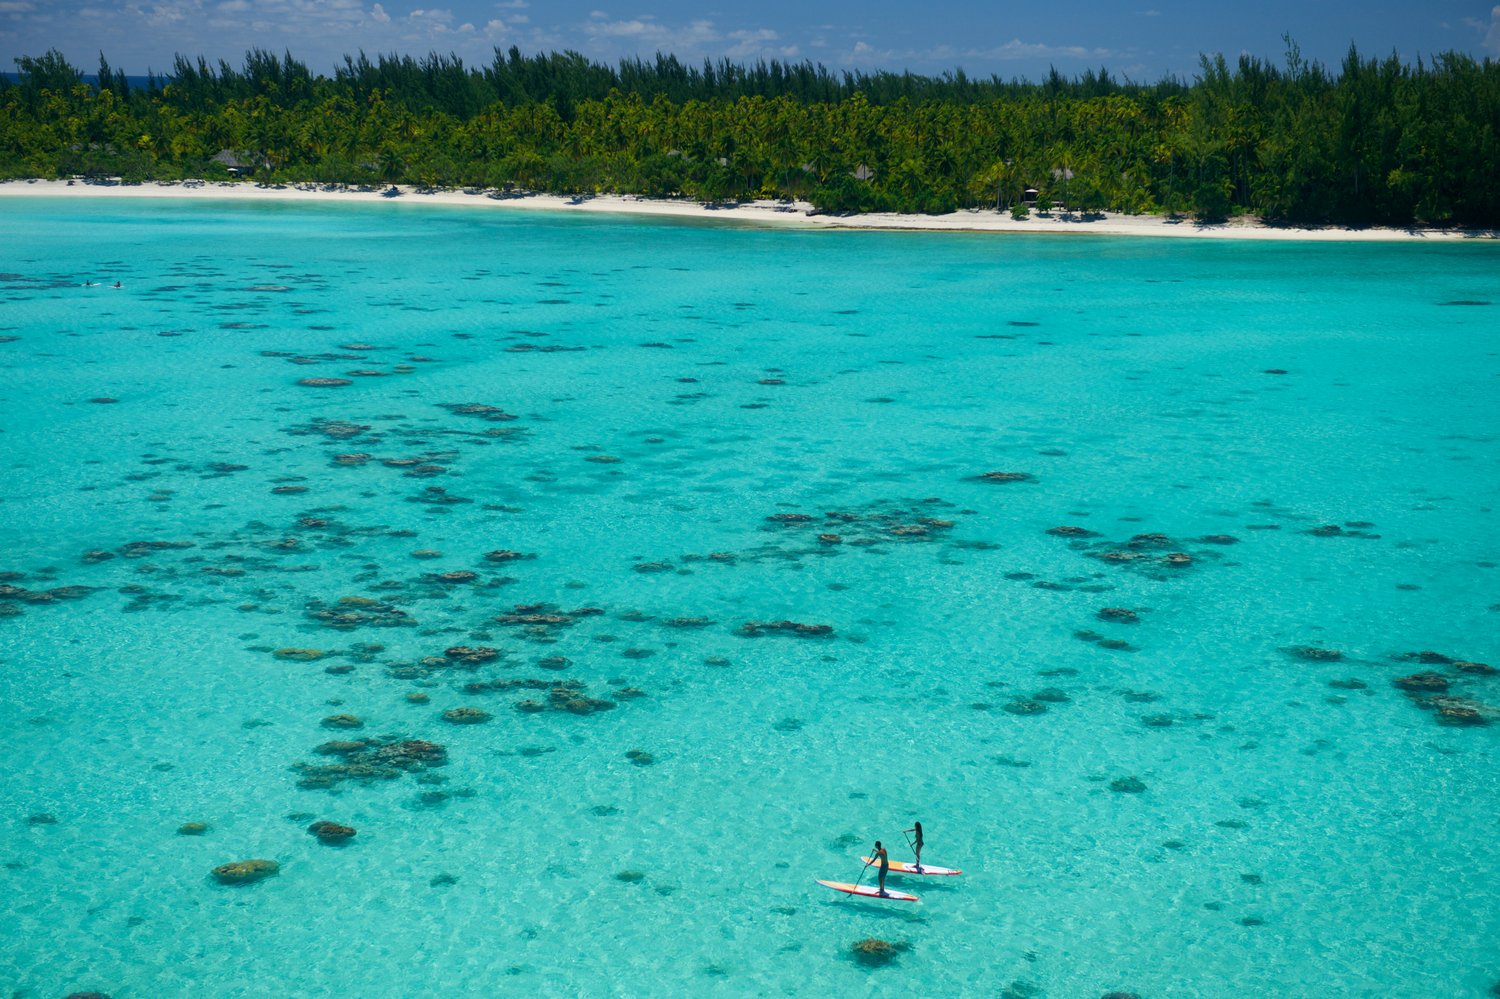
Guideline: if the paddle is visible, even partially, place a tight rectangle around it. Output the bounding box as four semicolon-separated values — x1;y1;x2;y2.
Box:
851;855;874;893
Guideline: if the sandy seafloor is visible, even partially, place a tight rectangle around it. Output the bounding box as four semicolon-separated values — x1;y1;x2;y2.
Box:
0;192;1498;998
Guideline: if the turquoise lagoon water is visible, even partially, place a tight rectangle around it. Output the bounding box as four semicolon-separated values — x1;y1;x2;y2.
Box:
1;197;1497;998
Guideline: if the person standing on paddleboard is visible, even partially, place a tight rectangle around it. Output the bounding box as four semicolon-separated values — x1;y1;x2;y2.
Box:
871;841;890;896
906;821;924;873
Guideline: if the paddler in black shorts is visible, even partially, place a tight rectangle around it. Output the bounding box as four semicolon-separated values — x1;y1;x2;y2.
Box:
870;840;890;896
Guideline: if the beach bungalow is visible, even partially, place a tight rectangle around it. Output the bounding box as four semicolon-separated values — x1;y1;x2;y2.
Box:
212;149;265;176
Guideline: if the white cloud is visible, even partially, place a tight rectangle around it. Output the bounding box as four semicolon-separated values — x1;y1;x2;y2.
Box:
408;7;457;33
38;0;532;71
972;38;1108;61
123;0;201;28
839;36;1110;68
838;40;891;65
586;16;653;38
1485;6;1500;53
723;27;795;60
9;0;1114;79
582;13;721;52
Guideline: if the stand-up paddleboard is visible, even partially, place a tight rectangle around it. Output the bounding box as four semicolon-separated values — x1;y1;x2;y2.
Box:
861;858;962;876
816;879;919;902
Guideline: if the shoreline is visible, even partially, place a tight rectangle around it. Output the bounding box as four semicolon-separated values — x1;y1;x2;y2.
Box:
2;178;1496;242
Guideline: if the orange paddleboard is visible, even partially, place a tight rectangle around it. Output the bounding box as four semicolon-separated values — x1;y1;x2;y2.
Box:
816;879;919;901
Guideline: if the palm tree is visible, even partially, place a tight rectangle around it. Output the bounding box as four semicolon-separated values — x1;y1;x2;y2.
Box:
378;145;404;182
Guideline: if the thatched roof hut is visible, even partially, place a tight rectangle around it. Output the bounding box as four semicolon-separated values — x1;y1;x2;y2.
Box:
212;149;263;174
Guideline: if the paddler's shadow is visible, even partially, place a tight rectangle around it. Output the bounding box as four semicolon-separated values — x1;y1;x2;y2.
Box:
824;899;929;922
887;875;961;894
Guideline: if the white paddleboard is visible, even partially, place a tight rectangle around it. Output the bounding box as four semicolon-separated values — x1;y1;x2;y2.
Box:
816;879;919;902
861;857;962;876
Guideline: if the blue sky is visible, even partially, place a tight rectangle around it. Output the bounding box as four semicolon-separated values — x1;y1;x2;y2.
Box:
3;0;1498;82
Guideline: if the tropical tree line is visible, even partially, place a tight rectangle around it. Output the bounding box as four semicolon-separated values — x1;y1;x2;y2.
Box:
2;43;1498;225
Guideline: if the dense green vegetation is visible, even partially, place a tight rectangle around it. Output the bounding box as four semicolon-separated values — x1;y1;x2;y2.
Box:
3;43;1499;225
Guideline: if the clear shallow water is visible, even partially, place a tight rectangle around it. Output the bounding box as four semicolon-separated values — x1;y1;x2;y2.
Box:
1;197;1497;998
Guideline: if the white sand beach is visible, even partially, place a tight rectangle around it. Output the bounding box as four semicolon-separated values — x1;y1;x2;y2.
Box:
2;178;1495;242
